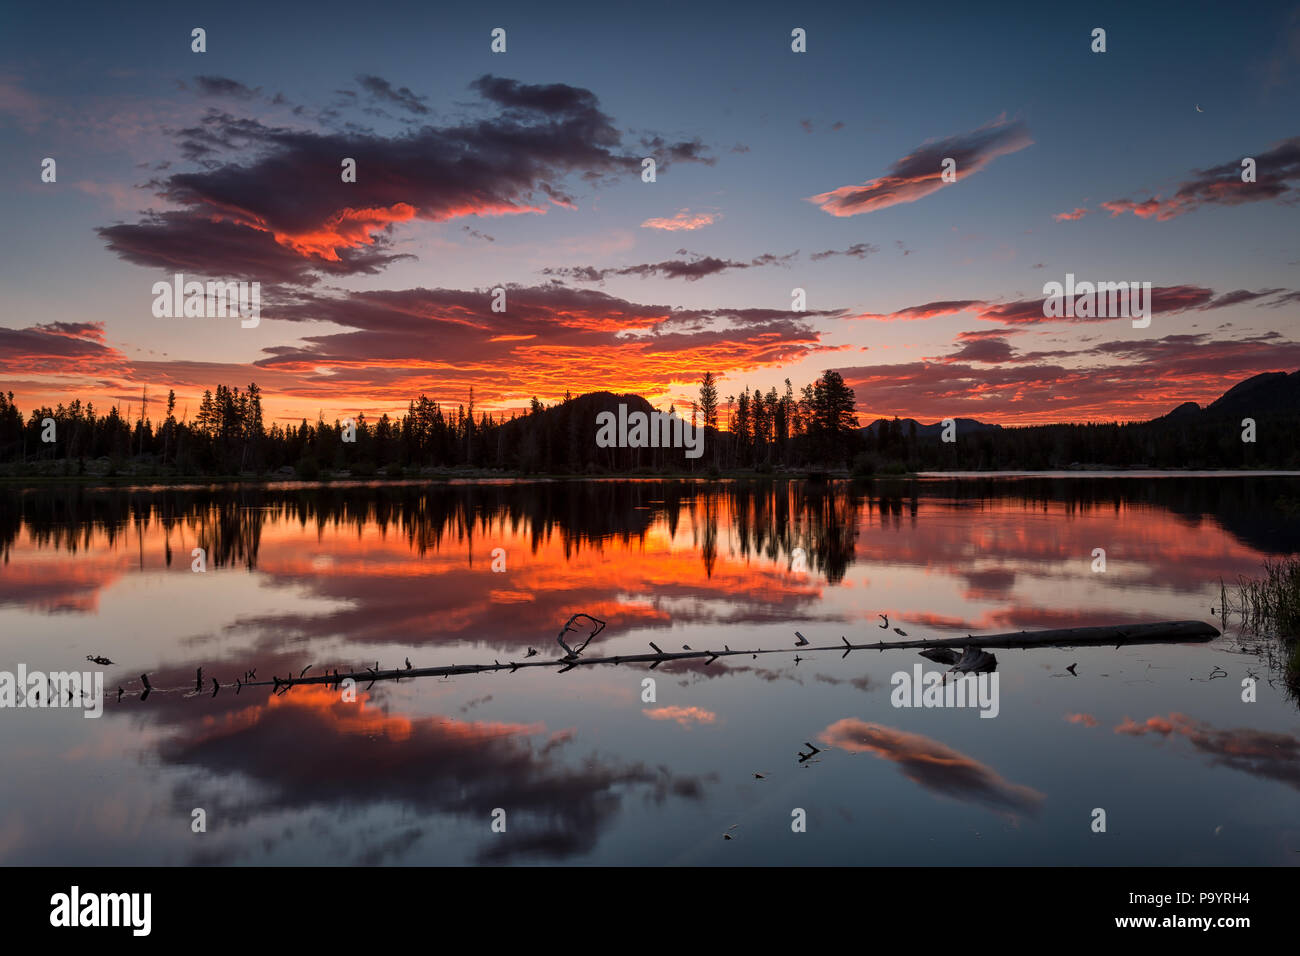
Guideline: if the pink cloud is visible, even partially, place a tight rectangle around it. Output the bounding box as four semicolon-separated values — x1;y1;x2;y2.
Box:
640;209;719;231
643;705;717;728
807;118;1032;217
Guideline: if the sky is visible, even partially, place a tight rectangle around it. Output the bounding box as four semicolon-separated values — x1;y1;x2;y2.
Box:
1;0;1298;427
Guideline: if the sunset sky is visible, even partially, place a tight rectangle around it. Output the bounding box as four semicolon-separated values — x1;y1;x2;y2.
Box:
2;0;1298;426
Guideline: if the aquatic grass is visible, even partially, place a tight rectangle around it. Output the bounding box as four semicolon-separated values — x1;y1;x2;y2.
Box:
1233;559;1300;638
1225;559;1300;705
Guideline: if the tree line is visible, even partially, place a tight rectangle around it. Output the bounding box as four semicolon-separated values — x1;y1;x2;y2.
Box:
2;366;1296;476
0;370;864;476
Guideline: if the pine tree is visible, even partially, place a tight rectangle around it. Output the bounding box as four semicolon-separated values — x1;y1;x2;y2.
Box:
698;372;719;430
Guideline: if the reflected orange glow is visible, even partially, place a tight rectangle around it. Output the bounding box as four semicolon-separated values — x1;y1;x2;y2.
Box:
192;685;544;745
1;483;1280;651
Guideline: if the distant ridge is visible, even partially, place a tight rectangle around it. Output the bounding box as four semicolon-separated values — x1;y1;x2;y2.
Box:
511;371;1300;446
862;369;1300;432
1154;370;1300;423
861;416;1001;438
840;368;1300;468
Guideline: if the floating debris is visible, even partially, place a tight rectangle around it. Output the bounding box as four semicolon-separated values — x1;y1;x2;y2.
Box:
949;647;997;674
919;647;960;665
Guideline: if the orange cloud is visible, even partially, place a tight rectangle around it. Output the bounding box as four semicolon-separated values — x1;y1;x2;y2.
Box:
1053;207;1089;222
640;209;719;231
273;203;418;260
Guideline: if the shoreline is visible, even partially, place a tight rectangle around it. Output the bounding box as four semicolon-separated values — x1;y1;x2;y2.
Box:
4;468;1300;489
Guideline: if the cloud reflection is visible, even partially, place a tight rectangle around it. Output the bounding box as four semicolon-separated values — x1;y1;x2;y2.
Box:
820;718;1044;818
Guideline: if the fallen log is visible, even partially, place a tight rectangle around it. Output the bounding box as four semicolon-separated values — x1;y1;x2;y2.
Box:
227;619;1219;693
866;619;1220;651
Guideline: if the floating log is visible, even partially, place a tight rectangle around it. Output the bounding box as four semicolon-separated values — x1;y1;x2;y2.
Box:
873;620;1219;651
226;619;1219;693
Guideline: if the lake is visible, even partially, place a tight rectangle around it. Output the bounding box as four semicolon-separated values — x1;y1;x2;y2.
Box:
1;476;1297;865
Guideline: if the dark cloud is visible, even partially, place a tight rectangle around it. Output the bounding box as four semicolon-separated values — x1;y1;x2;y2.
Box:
170;110;277;162
942;337;1017;363
0;322;127;375
97;76;712;283
98;211;410;284
356;74;430;115
471;75;595;116
1100;136;1300;221
861;285;1296;326
543;250;797;283
193;75;260;100
811;242;878;261
1202;288;1288;309
862;298;984;321
638;134;715;166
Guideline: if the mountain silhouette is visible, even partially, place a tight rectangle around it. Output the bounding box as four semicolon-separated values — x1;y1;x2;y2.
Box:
1156;370;1300;422
861;416;1002;438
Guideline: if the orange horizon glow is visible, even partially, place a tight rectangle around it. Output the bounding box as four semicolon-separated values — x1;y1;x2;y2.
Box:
0;373;1273;429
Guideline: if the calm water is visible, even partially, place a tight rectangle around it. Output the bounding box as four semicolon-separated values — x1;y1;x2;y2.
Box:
1;477;1297;866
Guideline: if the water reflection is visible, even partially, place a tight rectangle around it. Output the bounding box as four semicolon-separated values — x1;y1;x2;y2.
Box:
819;718;1045;819
1113;713;1300;791
154;685;707;864
1;477;1297;864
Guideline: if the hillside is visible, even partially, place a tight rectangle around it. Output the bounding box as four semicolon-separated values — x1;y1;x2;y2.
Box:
861;416;1001;438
